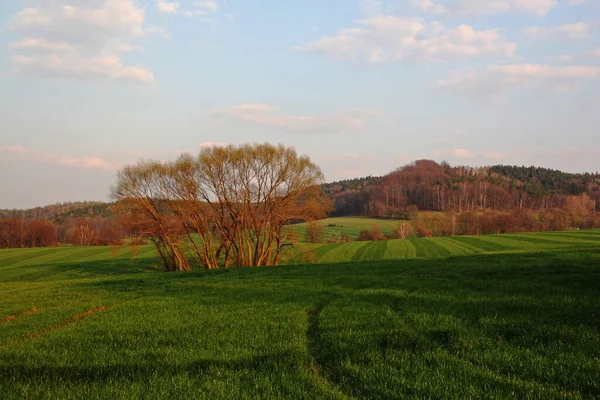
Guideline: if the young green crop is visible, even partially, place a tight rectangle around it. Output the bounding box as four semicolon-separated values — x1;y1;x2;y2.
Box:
1;230;599;398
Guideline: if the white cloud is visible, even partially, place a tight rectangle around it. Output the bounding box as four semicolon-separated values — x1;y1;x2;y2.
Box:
214;104;380;132
157;0;180;13
11;38;75;53
411;0;449;14
294;16;516;64
10;0;145;48
511;0;557;16
156;0;219;18
144;26;170;39
14;54;154;84
1;146;119;171
522;22;590;41
438;64;600;96
196;0;219;13
116;44;145;53
411;0;558;16
8;0;155;84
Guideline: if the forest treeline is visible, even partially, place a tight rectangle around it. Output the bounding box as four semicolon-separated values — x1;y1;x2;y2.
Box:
0;202;124;248
327;160;600;217
0;201;112;223
0;216;124;249
1;159;599;250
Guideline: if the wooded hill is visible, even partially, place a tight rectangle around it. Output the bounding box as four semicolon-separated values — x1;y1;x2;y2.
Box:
327;161;600;217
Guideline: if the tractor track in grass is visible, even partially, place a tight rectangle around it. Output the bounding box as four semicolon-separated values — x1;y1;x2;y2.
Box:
0;308;39;325
306;296;353;399
0;297;145;351
1;306;108;350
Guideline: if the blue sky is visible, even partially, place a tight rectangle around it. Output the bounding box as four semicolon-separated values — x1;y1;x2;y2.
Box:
1;0;599;208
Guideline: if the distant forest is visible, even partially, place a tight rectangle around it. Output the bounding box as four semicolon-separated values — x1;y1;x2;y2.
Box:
0;201;112;223
324;161;600;217
0;202;119;248
1;161;599;249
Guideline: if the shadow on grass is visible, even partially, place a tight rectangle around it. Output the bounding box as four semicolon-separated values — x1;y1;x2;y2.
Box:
0;351;302;384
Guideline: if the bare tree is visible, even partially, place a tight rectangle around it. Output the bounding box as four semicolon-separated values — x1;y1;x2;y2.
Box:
112;161;191;272
24;220;57;247
0;218;26;248
112;143;326;270
392;221;413;239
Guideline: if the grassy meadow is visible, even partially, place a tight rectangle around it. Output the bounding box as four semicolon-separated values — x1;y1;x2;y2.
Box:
291;217;402;240
283;227;600;264
1;230;600;398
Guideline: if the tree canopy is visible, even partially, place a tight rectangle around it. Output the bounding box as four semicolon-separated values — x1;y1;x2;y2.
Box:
112;143;328;271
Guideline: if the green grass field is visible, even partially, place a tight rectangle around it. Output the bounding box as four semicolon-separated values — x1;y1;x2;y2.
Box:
290;217;402;241
1;231;600;398
282;228;600;264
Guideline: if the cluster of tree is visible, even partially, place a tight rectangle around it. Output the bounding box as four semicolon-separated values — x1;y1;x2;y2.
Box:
0;217;124;249
321;176;380;198
0;201;112;224
306;200;600;245
410;203;600;238
330;160;600;217
355;223;413;241
489;165;600;196
0;219;58;248
112;143;329;271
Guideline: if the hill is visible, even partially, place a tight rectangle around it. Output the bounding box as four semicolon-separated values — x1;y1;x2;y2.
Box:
329;160;600;217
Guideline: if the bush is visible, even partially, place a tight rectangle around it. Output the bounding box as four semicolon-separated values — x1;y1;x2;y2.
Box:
370;225;386;241
305;221;325;243
415;226;433;238
358;225;386;241
358;230;372;241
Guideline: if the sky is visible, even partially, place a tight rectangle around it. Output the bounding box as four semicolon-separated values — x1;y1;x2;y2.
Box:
0;0;599;208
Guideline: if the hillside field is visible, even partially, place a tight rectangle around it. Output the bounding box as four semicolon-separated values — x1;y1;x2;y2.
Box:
282;228;600;264
1;230;600;398
290;217;402;240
